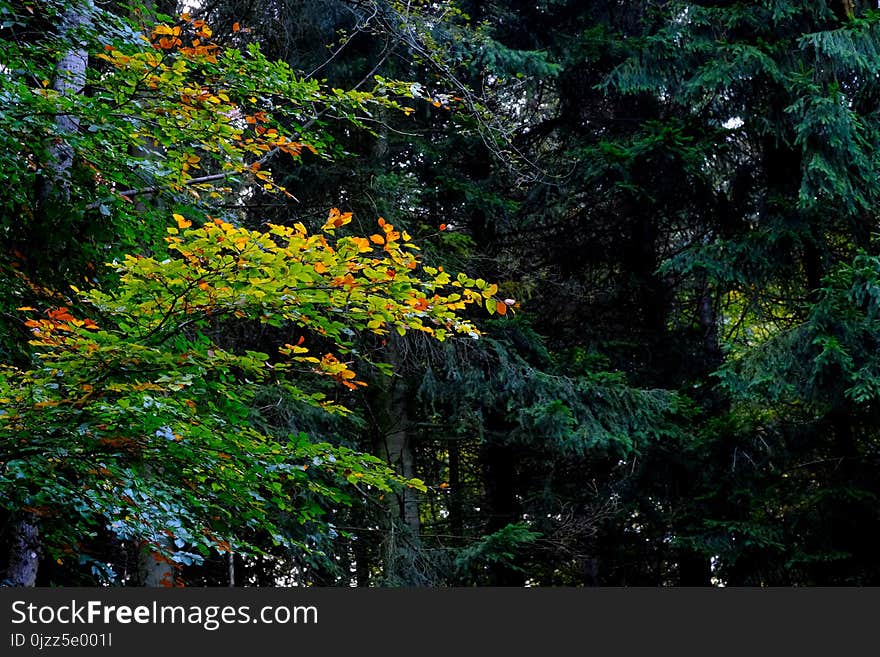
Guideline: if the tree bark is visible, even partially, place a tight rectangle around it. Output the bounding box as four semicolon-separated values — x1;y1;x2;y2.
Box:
374;337;422;584
36;1;91;209
137;539;175;587
5;515;41;587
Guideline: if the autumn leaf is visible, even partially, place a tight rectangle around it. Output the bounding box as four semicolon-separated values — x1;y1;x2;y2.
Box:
174;214;192;229
47;307;77;322
482;283;499;299
322;207;353;232
349;236;372;252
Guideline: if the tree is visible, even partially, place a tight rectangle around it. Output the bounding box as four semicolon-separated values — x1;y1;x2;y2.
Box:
573;0;880;584
0;0;495;585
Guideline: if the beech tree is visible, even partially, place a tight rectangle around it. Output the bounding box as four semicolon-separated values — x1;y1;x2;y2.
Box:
0;0;496;585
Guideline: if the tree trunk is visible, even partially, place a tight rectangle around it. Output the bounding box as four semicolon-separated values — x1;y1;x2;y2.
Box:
374;337;422;584
8;2;94;587
5;515;41;587
137;539;175;587
482;439;526;586
36;1;91;210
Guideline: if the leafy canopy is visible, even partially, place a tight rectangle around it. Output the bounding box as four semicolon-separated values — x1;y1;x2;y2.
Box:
0;2;500;582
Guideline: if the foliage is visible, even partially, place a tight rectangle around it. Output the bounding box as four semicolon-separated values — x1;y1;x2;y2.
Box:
0;1;499;584
0;1;418;304
7;0;880;587
0;206;497;578
452;522;540;585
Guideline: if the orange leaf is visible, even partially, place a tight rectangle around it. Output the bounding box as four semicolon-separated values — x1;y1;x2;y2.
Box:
174;214;192;229
232;22;241;32
350;236;371;252
47;307;76;322
496;300;508;315
322;207;352;231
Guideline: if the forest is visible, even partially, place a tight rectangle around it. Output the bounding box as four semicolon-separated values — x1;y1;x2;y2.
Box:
2;0;880;588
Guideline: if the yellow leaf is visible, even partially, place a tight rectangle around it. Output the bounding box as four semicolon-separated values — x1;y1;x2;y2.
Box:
174;214;192;229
